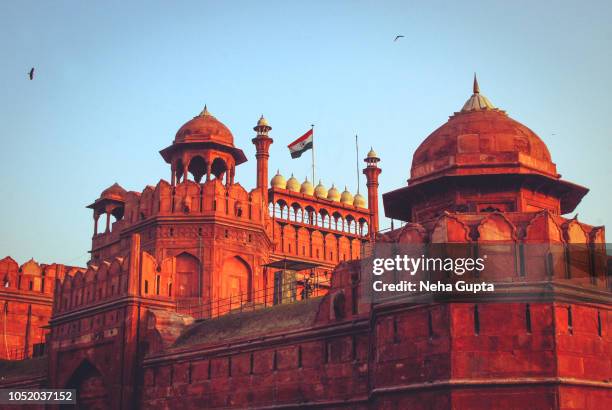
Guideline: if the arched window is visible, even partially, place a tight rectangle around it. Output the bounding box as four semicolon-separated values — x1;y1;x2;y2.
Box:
176;253;200;298
188;156;207;183
218;256;252;314
211;158;228;181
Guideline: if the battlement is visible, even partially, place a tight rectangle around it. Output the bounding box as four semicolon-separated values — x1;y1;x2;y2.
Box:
90;178;267;255
0;256;81;296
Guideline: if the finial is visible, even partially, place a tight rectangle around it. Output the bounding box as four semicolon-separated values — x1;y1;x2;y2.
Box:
473;73;480;94
255;114;270;129
199;105;210;117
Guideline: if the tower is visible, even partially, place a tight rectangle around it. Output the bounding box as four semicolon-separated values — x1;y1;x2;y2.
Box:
383;75;588;222
252;115;273;196
159;106;247;185
363;148;381;240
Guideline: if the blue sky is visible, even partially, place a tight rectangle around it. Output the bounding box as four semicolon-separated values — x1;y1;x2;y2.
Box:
1;0;610;266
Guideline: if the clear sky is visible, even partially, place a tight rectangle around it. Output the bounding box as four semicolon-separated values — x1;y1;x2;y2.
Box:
1;0;610;266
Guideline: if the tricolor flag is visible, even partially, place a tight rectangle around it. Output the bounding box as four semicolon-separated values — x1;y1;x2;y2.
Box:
287;129;313;159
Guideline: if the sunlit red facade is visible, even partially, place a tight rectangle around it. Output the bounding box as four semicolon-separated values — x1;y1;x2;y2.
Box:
0;79;610;409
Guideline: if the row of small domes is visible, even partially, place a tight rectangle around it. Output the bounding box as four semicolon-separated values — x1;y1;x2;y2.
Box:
271;171;366;208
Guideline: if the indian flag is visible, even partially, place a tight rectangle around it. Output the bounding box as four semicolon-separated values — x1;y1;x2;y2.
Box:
287;129;313;159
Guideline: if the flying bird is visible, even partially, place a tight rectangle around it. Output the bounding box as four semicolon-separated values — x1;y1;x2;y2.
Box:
394;35;404;42
28;67;34;80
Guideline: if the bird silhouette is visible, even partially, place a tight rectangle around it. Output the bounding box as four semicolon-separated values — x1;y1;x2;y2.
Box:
394;35;404;42
28;67;34;80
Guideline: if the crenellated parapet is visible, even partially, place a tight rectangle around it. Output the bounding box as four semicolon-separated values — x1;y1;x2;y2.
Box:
1;256;76;296
90;178;267;258
0;257;80;360
53;257;127;314
378;210;608;290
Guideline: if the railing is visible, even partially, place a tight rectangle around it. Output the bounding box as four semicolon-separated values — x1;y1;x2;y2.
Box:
2;343;45;361
176;273;331;321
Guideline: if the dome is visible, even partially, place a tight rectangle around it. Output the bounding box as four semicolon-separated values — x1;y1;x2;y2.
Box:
100;183;126;201
314;180;327;198
174;106;234;146
410;78;556;184
286;174;300;192
300;178;314;195
353;193;366;208
327;184;340;201
271;170;287;189
340;187;353;204
367;148;378;158
256;115;269;127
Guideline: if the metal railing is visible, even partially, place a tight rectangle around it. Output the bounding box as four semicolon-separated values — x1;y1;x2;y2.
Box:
175;273;331;321
2;343;45;361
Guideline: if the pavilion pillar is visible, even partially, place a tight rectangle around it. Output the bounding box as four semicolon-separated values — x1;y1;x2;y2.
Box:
105;210;111;233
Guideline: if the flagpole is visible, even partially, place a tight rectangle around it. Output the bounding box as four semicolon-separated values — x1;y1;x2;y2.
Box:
311;124;315;183
355;134;360;194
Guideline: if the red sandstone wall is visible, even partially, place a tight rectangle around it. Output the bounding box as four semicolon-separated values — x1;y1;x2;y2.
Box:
451;302;556;379
0;301;51;360
142;333;370;409
0;257;64;360
373;305;451;388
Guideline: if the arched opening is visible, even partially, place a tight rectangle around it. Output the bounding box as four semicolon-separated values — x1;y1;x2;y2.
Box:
217;256;252;314
175;252;200;298
320;209;330;229
291;203;302;223
211;158;228;181
304;206;315;225
64;360;110;410
359;219;369;236
346;216;356;234
332;212;342;231
275;200;288;219
175;158;185;183
188;156;207;183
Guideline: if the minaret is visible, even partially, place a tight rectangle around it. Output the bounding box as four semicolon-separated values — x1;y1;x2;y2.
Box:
252;115;273;196
363;148;381;240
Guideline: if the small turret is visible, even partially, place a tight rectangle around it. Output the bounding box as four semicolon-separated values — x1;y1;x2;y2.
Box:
340;186;353;204
286;174;300;192
252;115;274;195
327;184;341;202
314;180;327;199
300;177;314;195
363;147;381;239
270;170;286;189
353;193;366;208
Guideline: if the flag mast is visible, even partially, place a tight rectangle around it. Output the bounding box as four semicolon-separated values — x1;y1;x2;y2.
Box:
311;124;315;183
355;134;360;194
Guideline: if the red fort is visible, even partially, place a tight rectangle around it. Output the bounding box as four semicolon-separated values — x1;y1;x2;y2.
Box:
0;78;610;409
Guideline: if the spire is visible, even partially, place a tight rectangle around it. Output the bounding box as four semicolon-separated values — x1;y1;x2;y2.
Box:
461;74;495;112
199;105;211;117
